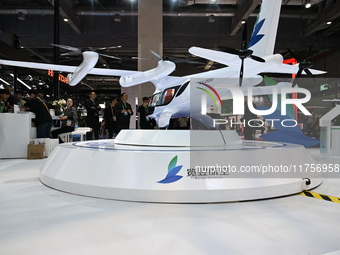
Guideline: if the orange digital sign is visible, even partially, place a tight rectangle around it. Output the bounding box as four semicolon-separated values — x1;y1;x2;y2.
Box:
48;70;68;84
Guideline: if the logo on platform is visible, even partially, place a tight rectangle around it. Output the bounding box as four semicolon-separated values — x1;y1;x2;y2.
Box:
157;156;183;184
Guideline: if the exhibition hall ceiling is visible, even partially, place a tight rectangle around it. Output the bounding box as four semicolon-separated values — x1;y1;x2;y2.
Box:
0;0;339;90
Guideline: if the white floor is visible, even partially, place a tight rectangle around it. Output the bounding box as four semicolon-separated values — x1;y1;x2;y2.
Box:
1;148;340;255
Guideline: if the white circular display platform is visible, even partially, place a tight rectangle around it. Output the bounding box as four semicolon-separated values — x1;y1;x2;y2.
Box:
40;130;322;203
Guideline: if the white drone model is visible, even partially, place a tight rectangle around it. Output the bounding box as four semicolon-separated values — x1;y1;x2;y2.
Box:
0;0;326;128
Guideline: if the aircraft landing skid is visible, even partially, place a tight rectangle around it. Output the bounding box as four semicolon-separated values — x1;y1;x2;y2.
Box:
40;130;322;203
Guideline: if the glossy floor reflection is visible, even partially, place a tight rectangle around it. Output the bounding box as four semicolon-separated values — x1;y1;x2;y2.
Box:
1;148;340;255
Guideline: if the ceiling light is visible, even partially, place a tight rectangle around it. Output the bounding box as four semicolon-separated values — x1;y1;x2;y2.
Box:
10;74;31;90
208;14;215;23
63;18;69;22
114;14;121;22
241;20;246;24
17;12;25;21
304;0;311;8
0;78;10;85
326;21;332;25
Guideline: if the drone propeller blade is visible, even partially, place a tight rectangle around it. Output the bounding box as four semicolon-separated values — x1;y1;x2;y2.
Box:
296;68;303;79
93;45;122;51
60;51;81;57
239;58;245;87
132;57;160;61
292;69;303;87
99;53;121;60
172;59;202;64
51;43;81;53
304;45;312;62
304;68;314;78
288;46;316;86
133;51;202;65
219;22;266;85
287;48;299;62
241;23;248;50
149;50;162;59
250;55;265;63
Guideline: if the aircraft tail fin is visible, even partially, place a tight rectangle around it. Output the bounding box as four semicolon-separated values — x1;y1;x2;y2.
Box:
248;0;282;57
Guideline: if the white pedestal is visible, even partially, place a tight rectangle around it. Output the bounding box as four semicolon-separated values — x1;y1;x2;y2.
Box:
40;130;322;203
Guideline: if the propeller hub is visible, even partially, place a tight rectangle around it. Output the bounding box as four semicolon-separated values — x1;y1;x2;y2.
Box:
239;49;253;59
300;61;313;69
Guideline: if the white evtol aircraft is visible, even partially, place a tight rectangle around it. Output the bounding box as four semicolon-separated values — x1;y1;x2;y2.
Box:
0;0;326;128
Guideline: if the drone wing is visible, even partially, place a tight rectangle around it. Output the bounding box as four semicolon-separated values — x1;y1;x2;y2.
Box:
0;59;78;73
189;46;240;69
0;57;176;89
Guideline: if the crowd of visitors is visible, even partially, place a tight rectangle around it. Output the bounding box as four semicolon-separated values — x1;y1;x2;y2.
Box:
0;86;158;141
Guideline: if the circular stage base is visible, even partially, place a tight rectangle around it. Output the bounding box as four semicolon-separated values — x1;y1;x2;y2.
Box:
40;130;322;203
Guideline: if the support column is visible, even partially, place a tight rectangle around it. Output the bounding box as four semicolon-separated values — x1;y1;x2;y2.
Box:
53;0;60;100
11;34;20;91
123;0;163;129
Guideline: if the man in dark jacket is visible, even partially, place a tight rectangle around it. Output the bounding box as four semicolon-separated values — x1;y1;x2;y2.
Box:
103;97;118;138
25;90;53;138
85;91;101;140
5;85;16;109
137;97;155;129
0;89;10;113
114;92;133;134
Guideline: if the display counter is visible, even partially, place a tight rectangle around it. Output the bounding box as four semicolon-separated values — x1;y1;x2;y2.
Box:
0;112;36;158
